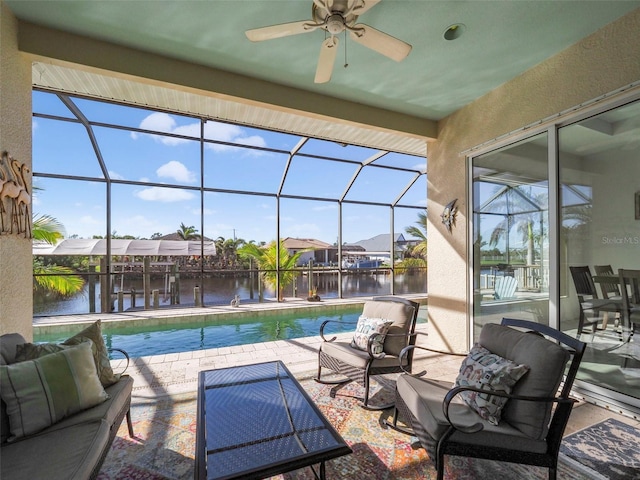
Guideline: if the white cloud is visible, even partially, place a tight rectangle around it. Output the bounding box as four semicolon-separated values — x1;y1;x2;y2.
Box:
32;119;38;133
141;112;177;132
131;114;269;153
236;135;268;149
156;161;196;183
109;170;125;180
131;112;193;145
412;162;427;172
135;187;195;202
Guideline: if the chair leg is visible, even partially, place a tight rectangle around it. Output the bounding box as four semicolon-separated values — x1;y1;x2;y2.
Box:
383;406;415;436
549;466;557;480
360;374;394;410
126;409;134;437
314;364;351;386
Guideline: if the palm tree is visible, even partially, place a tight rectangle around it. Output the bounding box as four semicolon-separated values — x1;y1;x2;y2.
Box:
238;240;305;301
485;186;547;266
177;222;199;240
404;211;427;260
32;214;84;296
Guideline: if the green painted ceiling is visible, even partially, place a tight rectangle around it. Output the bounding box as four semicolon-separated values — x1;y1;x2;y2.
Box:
7;0;640;121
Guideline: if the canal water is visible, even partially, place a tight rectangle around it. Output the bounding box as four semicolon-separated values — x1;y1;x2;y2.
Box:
34;271;427;316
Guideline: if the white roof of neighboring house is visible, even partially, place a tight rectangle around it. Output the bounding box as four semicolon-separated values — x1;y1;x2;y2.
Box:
33;239;216;256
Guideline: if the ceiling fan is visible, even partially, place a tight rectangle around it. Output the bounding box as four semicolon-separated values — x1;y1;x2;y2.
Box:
245;0;412;84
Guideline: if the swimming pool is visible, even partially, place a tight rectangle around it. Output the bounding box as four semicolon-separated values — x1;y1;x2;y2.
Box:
34;306;367;358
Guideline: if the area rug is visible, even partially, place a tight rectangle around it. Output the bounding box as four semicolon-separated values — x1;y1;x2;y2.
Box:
560;418;640;480
98;378;600;480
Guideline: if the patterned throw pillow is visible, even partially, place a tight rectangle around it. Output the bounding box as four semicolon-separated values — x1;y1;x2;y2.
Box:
350;316;393;357
0;341;109;441
455;344;529;425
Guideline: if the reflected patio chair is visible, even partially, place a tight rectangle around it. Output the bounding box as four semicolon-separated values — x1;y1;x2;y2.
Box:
594;265;622;300
618;268;640;342
386;318;586;480
493;275;518;300
315;296;420;410
569;266;617;337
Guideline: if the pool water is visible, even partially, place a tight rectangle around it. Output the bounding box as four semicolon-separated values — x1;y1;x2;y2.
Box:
34;306;365;358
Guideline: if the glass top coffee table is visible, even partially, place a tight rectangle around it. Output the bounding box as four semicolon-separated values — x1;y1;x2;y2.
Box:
195;361;352;480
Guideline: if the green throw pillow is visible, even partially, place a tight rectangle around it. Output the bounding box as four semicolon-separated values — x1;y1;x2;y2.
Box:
15;342;67;360
455;344;529;425
15;320;119;388
62;320;120;387
0;341;109;441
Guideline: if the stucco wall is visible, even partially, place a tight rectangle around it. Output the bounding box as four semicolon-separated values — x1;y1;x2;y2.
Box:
0;2;33;339
426;8;640;353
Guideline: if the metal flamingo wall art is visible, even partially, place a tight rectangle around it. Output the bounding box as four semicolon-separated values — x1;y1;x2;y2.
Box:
0;151;32;238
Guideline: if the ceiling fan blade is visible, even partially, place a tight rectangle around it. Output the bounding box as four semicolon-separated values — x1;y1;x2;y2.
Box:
349;24;412;61
246;20;318;42
313;0;331;17
351;0;382;16
315;36;339;84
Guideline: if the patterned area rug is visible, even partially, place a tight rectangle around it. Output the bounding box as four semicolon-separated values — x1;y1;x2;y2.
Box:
560;418;640;480
98;377;612;480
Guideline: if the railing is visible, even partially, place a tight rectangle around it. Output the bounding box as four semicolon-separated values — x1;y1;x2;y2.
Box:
480;264;545;292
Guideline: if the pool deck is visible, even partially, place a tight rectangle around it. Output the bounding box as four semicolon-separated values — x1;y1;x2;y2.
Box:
34;294;640;435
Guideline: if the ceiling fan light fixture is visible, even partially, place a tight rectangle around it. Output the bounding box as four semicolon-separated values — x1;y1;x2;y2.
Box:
443;23;466;41
325;14;346;34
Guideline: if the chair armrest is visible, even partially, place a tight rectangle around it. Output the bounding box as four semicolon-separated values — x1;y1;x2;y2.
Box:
108;347;130;375
396;332;430;376
319;319;357;342
442;385;576;434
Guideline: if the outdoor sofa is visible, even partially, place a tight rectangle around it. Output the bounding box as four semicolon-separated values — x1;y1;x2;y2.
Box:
0;321;133;480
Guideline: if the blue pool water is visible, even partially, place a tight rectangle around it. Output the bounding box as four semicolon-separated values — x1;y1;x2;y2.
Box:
34;306;366;358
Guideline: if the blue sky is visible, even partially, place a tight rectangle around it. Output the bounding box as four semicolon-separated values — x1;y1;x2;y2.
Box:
31;91;427;245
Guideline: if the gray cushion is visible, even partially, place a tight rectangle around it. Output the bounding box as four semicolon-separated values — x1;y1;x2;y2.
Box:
0;334;26;445
361;300;416;356
397;374;548;454
0;333;26;365
0;420;110;480
321;341;406;369
0;341;109;441
479;323;570;439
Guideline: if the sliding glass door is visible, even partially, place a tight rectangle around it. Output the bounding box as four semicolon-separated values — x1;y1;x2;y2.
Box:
471;96;640;411
471;133;550;339
559;100;640;404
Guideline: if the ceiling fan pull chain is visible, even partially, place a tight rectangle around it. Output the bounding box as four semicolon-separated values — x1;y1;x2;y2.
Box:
344;30;349;68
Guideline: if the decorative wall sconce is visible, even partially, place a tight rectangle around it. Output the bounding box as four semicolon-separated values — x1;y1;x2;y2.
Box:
441;198;458;233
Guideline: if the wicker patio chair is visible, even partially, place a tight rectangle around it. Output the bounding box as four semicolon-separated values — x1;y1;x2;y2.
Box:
315;296;420;410
386;318;586;480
